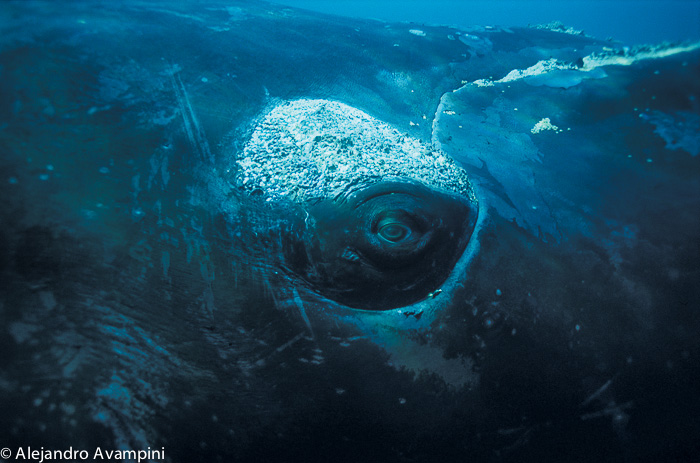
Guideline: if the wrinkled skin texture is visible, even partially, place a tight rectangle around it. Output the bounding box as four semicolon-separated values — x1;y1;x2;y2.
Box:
1;1;699;462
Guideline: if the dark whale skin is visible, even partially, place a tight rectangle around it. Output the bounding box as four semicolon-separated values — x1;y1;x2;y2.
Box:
282;181;478;310
1;1;699;462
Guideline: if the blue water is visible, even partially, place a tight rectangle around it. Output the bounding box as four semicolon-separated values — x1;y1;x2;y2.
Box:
270;0;700;45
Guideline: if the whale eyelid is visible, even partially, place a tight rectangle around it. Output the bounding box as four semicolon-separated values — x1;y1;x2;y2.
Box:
341;180;427;209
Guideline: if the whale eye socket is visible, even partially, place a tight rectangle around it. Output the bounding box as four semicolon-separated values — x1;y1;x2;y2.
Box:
377;219;412;243
285;181;478;310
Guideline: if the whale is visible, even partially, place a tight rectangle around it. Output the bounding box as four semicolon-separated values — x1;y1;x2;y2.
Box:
233;99;479;310
1;1;699;462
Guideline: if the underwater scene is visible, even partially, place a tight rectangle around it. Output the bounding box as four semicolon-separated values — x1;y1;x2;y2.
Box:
0;1;699;462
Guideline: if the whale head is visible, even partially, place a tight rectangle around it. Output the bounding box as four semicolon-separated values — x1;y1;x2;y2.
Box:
235;99;479;310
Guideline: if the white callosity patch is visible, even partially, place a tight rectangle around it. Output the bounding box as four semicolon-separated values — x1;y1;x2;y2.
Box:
532;21;585;36
474;58;608;90
500;58;578;83
236;99;475;204
582;42;700;69
472;41;700;89
531;118;561;134
472;58;581;88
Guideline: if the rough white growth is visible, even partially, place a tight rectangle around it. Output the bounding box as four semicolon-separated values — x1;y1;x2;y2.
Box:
581;42;700;70
409;29;426;37
236;99;475;203
499;58;577;83
532;21;584;36
472;40;700;88
531;118;560;134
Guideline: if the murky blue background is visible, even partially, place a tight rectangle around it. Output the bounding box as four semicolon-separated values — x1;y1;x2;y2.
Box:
270;0;700;45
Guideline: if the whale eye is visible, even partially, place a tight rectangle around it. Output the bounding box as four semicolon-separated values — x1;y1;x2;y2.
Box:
283;181;478;310
377;218;412;243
